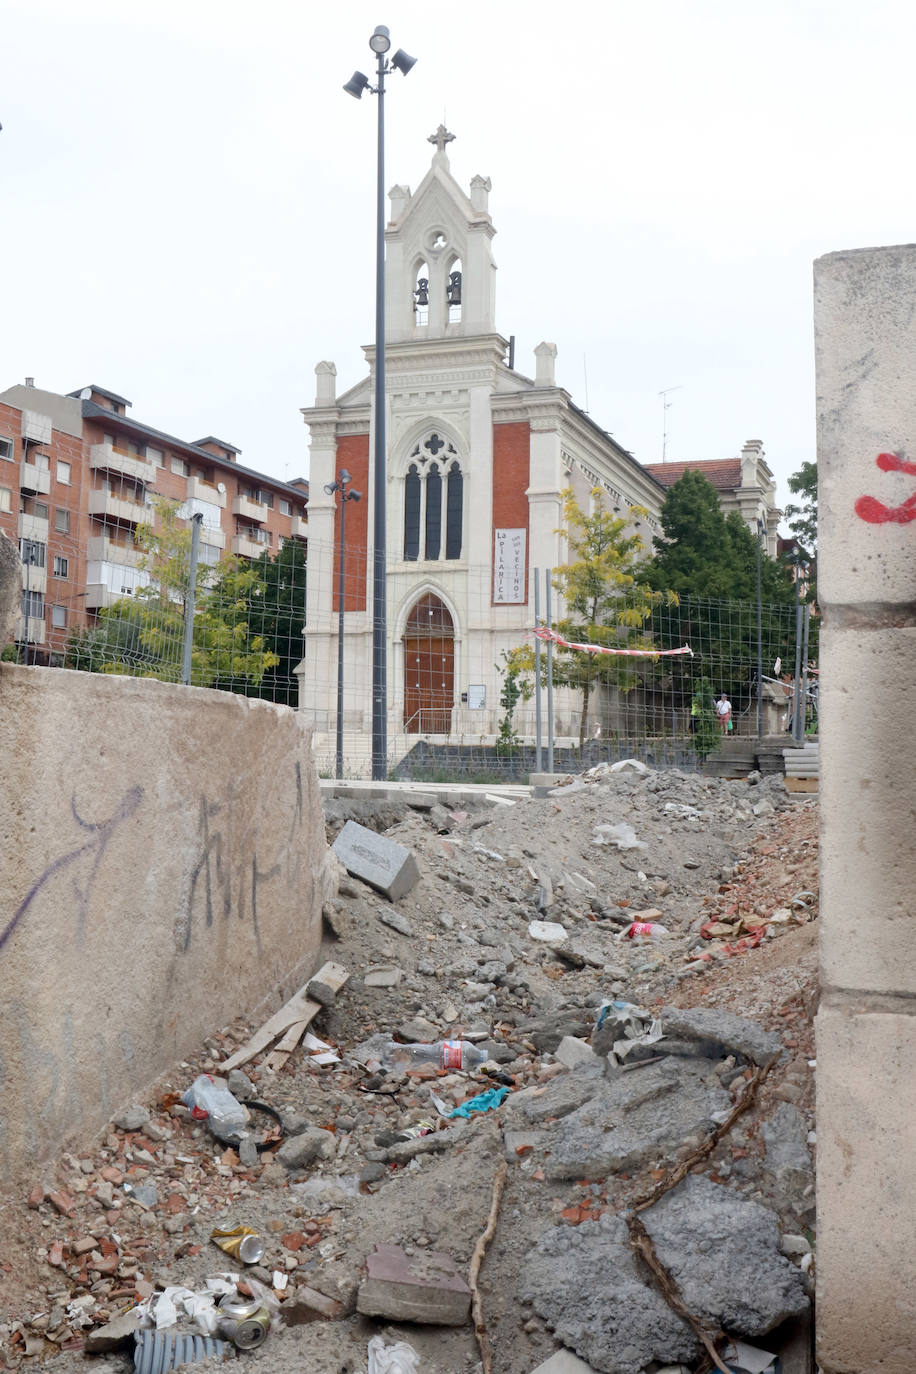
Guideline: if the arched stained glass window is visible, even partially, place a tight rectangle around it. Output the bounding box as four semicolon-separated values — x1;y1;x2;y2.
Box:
404;463;421;560
425;464;442;560
446;461;463;559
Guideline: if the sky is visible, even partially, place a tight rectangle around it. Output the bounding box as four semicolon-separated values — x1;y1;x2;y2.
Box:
2;0;915;523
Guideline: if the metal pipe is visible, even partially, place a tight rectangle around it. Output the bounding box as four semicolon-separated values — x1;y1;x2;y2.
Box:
792;562;804;743
181;512;203;685
546;568;555;774
371;46;388;781
756;519;764;739
336;481;348;779
534;567;542;773
800;601;811;740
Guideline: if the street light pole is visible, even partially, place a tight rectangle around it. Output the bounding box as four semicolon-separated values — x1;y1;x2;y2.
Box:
324;470;362;780
344;26;416;781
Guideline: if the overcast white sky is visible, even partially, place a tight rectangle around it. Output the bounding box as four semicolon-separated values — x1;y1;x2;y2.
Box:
3;0;914;520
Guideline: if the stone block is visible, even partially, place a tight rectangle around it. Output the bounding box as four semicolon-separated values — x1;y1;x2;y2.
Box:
356;1244;471;1325
816;1000;916;1374
820;625;916;994
815;245;916;610
332;819;419;901
282;1284;345;1324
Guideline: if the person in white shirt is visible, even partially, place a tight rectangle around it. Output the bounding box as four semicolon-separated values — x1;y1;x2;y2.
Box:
716;693;732;733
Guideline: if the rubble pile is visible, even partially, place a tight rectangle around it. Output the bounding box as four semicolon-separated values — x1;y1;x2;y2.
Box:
0;765;819;1374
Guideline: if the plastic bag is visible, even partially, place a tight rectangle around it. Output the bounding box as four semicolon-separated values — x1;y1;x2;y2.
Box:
367;1335;421;1373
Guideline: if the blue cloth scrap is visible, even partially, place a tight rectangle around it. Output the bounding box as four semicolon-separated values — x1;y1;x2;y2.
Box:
448;1086;510;1119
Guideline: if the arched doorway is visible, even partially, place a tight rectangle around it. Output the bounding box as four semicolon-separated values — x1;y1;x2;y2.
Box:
403;593;454;734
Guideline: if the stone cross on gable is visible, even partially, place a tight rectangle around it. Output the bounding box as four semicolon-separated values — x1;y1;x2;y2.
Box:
428;124;455;156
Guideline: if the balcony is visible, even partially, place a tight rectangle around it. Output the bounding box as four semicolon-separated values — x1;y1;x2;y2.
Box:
187;475;227;507
87;535;144;568
20;459;51;495
18;512;49;543
90;444;156;486
198;527;226;551
232;493;267;523
290;515;308;539
20;563;47;595
88;490;154;526
231;532;268;559
83;584;122;611
21;411;52;445
16;616;45;644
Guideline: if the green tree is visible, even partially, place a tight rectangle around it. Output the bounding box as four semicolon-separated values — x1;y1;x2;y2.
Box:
494;650;532;758
213;539;307;704
549;488;668;754
647;470;798;715
66;498;278;687
783;460;817;560
689;675;720;760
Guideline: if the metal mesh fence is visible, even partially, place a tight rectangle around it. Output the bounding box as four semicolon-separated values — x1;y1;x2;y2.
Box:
4;523;817;780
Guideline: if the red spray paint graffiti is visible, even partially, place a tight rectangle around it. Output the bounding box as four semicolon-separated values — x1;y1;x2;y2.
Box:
855;452;916;523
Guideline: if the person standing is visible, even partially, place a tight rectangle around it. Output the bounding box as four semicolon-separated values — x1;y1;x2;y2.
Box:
716;692;732;733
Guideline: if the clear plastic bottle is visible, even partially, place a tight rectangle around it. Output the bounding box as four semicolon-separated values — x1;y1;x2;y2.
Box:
379;1040;489;1072
182;1074;249;1138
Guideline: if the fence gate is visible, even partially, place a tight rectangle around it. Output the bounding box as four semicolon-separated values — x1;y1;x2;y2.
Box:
403;593;454;734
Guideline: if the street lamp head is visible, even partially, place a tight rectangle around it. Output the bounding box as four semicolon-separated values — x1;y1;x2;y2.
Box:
391;48;417;75
343;70;370;99
323;481;337;496
369;25;391;53
339;469;352;484
349;489;362;503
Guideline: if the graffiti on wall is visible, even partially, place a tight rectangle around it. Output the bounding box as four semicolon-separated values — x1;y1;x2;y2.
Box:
855;452;916;523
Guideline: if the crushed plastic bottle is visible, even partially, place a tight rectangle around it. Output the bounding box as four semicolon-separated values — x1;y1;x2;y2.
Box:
182;1074;249;1141
379;1040;489;1072
622;921;669;940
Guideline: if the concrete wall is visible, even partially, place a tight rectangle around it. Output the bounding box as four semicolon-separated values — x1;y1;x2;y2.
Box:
0;665;329;1184
815;244;916;1372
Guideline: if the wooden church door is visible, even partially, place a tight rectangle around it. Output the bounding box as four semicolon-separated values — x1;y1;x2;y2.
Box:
403;593;455;734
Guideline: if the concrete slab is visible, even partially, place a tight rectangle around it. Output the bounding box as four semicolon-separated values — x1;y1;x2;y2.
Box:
530;1352;599;1374
332;819;420;902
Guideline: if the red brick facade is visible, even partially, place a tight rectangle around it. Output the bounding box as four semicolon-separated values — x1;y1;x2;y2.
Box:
491;420;531;605
332;434;369;614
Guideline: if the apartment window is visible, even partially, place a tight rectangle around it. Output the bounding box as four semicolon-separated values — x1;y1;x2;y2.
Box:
21;590;44;618
171;456;189;477
51;605;67;629
0;487;10;513
34;500;49;521
279;499;291;516
57;460;71;485
55;508;70;534
53;555;69;578
259;490;274;509
19;539;46;569
0;438;13;461
198;543;220;566
147;447;165;468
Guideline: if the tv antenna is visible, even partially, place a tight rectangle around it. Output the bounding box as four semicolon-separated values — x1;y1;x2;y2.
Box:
659;385;683;462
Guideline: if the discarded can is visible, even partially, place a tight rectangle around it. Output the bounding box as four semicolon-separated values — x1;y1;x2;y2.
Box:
394;1118;435;1141
217;1292;271;1350
210;1225;266;1265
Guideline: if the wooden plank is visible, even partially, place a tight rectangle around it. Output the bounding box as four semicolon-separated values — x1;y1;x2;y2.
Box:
260;1017;312;1076
220;961;349;1072
306;961;350;1005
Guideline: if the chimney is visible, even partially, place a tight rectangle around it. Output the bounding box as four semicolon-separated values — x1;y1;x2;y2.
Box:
24;377;34;388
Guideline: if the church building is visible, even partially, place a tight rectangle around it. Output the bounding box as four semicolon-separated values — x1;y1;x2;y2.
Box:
297;129;777;770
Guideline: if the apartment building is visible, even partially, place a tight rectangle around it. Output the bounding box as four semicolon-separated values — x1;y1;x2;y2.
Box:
0;380;308;663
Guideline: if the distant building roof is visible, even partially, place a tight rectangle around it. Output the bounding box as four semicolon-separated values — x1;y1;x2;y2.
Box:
67;384;132;409
194;436;242;455
642;458;742;491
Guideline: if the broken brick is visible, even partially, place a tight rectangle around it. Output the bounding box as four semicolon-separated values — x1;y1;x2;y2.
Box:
27;1185;45;1210
281;1232;306;1252
47;1191;75;1217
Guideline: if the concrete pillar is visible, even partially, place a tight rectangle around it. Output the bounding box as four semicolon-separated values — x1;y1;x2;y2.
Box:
814;244;916;1373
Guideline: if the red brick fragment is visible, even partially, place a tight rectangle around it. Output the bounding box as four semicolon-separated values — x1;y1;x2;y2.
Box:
99;1166;123;1184
281;1232;305;1252
48;1241;65;1267
47;1191;75;1217
27;1184;45;1210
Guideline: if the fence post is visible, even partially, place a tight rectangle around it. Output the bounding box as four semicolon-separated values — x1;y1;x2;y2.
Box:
181;513;203;686
534;567;542;773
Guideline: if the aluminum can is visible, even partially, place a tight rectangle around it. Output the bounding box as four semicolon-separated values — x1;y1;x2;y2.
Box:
217;1293;271;1350
210;1225;265;1265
